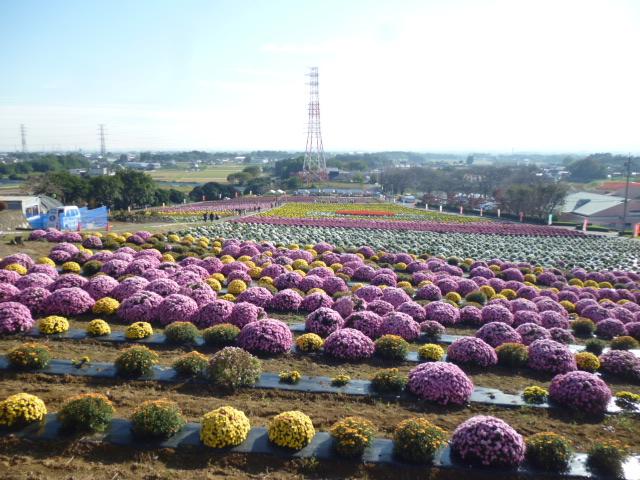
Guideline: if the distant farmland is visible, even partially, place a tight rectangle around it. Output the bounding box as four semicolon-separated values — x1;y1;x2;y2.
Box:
149;164;245;184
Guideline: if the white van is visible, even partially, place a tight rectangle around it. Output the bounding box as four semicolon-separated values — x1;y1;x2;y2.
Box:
45;206;81;230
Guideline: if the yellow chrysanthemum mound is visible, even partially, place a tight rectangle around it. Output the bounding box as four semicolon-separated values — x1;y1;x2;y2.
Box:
37;257;56;266
206;277;222;291
39;315;69;335
575;352;600;372
0;393;47;428
62;261;81;273
268;411;315;450
92;297;120;315
227;279;247;295
295;333;324;353
200;406;251;448
4;263;27;275
162;253;176;262
86;319;111;337
125;321;153;340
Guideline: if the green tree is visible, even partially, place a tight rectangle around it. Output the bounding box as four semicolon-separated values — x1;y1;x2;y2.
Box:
89;175;124;208
114;170;157;209
568;158;607;182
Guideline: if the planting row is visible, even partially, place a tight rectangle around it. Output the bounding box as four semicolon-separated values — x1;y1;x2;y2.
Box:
4;341;639;414
0;391;637;477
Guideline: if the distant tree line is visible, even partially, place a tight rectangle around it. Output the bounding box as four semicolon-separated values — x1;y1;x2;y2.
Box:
381;165;569;220
0;154;90;178
23;169;185;210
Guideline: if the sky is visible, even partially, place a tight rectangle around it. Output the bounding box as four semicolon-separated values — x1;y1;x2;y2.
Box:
0;0;639;153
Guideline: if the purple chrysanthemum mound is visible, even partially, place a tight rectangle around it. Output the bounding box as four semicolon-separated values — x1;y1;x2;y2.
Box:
424;301;460;326
154;294;199;326
0;283;19;302
407;361;474;405
228;301;265;328
354;285;383;303
549;371;612;415
539;310;570;330
627;321;640;340
396;301;426;322
323;328;375;360
420;320;446;338
0;253;35;269
101;259;129;278
515;323;550;346
549;327;575;345
381;287;411;308
459;305;482;326
322;276;348;296
415;284;442;301
42;287;95;316
332;295;365;319
366;299;395;316
599;350;640;379
236;287;274;308
481;304;514;326
346;311;383;339
512;310;541;327
193;299;234;329
475;322;522;347
274;271;303;290
50;273;87;291
379;312;421;341
269;289;303;312
15;273;54;290
180;282;217;306
299;292;333;312
82;235;103;249
298;275;324;292
595;318;627;340
447;337;498;367
110;277;149;301
117;291;163;324
0;302;35;334
13;287;50;315
305;307;345;337
145;278;181;297
451;416;525;467
237;319;293;354
84;275;119;300
527;339;576;374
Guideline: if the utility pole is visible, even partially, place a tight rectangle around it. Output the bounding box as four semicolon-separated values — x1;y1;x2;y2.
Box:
621;154;632;232
99;124;106;156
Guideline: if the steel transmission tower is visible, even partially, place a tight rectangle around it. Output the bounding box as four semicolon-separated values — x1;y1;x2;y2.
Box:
99;124;106;156
20;124;27;153
303;67;327;181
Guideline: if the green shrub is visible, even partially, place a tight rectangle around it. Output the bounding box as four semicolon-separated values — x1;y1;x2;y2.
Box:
374;335;409;361
207;346;261;389
495;342;529;368
525;432;573;471
465;291;488;305
172;351;209;377
58;393;115;432
571;318;596;337
114;346;159;377
82;260;103;276
371;368;407;394
610;335;640;351
393;418;448;463
164;321;199;345
130;399;186;439
202;323;240;347
7;342;51;370
330;416;375;458
587;441;628;476
584;338;606;355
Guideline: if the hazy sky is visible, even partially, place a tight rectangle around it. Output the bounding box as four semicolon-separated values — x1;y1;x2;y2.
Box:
1;0;639;153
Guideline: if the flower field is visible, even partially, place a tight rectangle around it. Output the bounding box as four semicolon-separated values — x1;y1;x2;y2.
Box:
0;226;639;479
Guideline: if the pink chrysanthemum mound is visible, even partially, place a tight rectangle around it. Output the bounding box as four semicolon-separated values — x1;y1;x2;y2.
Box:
117;291;163;324
237;319;293;354
451;416;525;467
323;328;375;360
407;362;474;405
193;299;234;329
154;293;199;326
305;307;344;337
41;287;95;316
527;339;576;374
475;322;521;348
229;302;265;328
379;312;421;341
447;337;497;367
0;302;35;334
549;371;611;414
